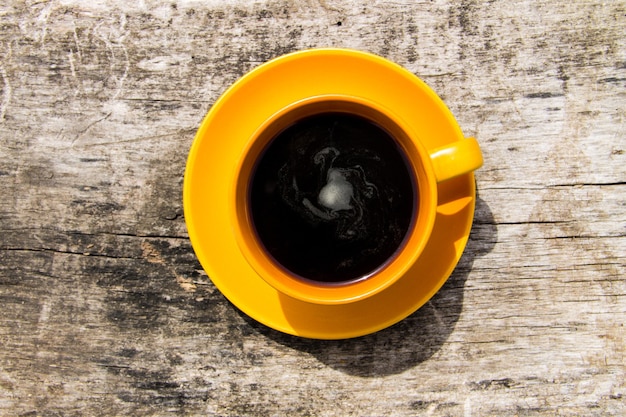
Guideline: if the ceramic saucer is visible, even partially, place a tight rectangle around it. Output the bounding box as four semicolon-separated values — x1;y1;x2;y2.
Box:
184;49;476;339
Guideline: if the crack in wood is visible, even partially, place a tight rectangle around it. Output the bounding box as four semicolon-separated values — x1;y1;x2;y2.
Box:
1;246;139;260
0;227;189;241
71;112;112;146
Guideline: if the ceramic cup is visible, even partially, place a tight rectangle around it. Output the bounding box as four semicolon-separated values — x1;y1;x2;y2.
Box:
232;94;482;305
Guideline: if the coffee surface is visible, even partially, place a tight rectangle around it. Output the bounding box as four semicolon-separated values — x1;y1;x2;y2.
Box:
249;113;416;283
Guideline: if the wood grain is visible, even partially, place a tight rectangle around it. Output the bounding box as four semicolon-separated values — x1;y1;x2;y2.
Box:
1;0;624;415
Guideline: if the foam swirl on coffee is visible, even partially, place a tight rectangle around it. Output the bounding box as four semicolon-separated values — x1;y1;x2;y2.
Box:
317;168;353;211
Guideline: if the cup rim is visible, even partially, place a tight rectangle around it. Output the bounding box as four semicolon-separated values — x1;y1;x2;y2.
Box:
232;94;439;305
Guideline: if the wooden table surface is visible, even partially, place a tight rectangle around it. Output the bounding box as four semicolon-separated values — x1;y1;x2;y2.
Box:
1;0;624;415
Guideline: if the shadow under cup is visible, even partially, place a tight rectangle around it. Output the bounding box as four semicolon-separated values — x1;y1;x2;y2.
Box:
234;97;438;305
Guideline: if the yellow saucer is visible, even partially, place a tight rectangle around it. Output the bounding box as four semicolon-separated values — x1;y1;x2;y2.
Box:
184;49;476;339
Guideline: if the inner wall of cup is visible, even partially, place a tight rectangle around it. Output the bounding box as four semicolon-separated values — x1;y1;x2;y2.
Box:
243;99;420;285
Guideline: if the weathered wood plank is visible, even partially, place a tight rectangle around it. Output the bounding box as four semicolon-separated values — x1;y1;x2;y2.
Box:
1;0;624;415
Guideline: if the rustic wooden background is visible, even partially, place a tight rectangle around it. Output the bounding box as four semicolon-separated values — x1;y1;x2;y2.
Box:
1;0;624;415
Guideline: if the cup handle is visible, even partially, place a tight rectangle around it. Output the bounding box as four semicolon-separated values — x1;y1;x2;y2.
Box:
429;137;483;183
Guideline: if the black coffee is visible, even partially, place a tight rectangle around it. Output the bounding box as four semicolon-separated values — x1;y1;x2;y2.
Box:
249;113;416;283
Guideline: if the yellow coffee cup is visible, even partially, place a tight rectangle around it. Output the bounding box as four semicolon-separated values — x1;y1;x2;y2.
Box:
233;94;482;305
